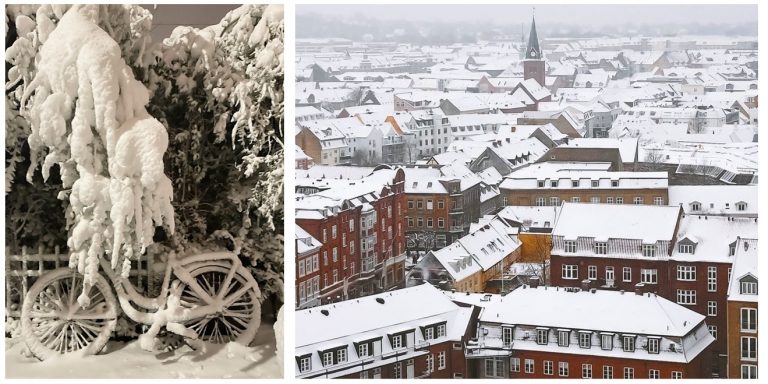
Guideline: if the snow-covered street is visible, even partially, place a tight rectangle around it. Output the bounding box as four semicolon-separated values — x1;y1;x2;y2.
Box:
5;323;281;379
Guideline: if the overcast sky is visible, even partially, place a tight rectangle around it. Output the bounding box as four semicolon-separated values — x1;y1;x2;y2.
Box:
298;4;756;27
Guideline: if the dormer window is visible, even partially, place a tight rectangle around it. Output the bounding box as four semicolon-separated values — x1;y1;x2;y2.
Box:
740;279;758;295
298;355;312;372
642;244;656;257
538;180;545;188
502;326;514;347
572;180;579;188
323;351;334;366
591;180;599;188
690;202;701;212
679;244;693;254
578;331;592;348
551;180;559;188
594;242;607;255
647;337;660;354
622;335;636;352
536;328;550;345
611;180;619;187
737;201;748;211
391;334;404;349
565;241;577;253
600;333;614;350
558;330;571;347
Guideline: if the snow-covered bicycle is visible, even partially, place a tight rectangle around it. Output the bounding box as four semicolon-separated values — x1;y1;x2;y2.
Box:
20;250;262;360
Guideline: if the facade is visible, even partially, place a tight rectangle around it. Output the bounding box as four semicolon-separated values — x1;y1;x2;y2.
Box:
295;167;407;306
407;215;522;292
295;284;479;379
296;224;322;309
295;123;353;165
550;203;757;377
499;164;669;207
449;286;715;379
726;238;758;379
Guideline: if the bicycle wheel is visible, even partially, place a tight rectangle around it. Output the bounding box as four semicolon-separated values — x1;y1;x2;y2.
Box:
21;268;118;360
179;264;262;345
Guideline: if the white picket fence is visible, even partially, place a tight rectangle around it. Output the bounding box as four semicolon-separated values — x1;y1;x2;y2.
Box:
5;246;156;318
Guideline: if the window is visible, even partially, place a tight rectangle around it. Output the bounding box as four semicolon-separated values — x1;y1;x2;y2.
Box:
323;351;334;366
641;269;658;284
332;248;338;262
424;327;434;340
393;363;402;379
525;359;534;374
622;335;636;352
707;267;717;292
538;180;545;188
407;217;414;227
709;325;717;340
358;343;369;357
624;367;635;379
416;200;423;209
622;267;631;282
579;332;591;348
616;197;623;204
707;301;717;316
426;199;433;210
641;244;656;257
606;197;614;204
426;218;433;228
562;265;578;280
647;337;660;354
572;180;579;188
535;197;545;206
510;358;520;372
551;180;559;187
559;362;569;377
437;324;446;337
605;267;615;283
332;225;337;239
391;335;403;349
591;180;599;188
337;348;347;363
601;333;613;350
550;197;559;206
564;241;577;253
679;244;693;253
417;217;423;227
676;289;697;305
591;196;600;203
536;328;549;345
691;202;701;211
299;259;306;277
437;200;444;209
436;351;445;370
426;354;434;373
299;356;311;372
737;202;748;211
741;280;758;295
543;360;553;375
594;242;607;254
437;218;444;228
603;365;613;379
502;327;513;347
741;364;758;379
741;308;757;331
558;330;570;347
611;180;619;187
360;371;368;379
322;228;327;242
654;196;663;205
677;266;696;281
571;196;580;203
582;364;592;379
649;369;660;379
633;197;643;205
672;371;682;379
408;200;414;209
588;266;597;280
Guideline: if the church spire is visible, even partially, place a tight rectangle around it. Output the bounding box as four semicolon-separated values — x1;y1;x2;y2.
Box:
525;12;541;60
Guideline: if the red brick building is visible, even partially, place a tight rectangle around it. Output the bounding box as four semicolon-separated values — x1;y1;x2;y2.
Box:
296;224;322;309
295;166;407;306
295;284;479;379
726;238;758;379
549;203;757;377
450;286;715;379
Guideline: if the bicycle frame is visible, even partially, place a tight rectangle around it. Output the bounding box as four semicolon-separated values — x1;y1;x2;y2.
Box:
99;251;245;326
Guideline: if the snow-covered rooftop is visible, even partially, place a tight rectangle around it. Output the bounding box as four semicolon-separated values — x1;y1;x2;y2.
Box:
552;202;680;243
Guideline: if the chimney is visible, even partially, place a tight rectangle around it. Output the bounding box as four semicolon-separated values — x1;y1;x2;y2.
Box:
529;276;540;288
581;279;591;291
634;283;645;296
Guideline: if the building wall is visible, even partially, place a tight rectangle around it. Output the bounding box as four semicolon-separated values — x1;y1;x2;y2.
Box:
518;232;553;264
339;341;468;379
405;192;452;250
502;188;669;206
727;300;758;378
296;129;322;164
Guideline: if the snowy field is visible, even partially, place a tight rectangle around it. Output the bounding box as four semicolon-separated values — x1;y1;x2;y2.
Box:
5;323;281;379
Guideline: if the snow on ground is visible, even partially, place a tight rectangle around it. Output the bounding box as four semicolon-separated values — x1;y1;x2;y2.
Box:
5;322;281;379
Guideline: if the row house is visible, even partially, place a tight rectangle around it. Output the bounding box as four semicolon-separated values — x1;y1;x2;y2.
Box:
550;202;757;377
450;285;714;379
295;284;479;379
403;163;484;251
295;167;407;306
406;215;522;292
726;238;758;379
499;166;669;207
296;225;322;309
295;123;353;166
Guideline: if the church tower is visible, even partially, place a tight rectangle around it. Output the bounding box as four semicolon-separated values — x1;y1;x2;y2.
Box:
523;13;546;87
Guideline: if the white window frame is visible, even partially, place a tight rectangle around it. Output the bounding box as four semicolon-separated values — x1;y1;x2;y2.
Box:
672;371;682;379
676;289;697;305
579;331;592;348
707;301;717;316
741;364;757;379
677;266;696;281
594;242;607;255
624;367;635;379
438;351;446;370
562;265;578;280
525;358;534;374
741;307;757;332
299;356;311;372
543;360;552;375
679;244;693;254
649;369;660;379
558;330;570;347
588;265;597;280
510;357;520;372
559;362;569;377
708;266;717;291
641;244;656;257
622;267;631;282
582;364;592;379
564;240;577;253
740;336;757;360
647;337;660;354
641;269;658;284
603;366;613;379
